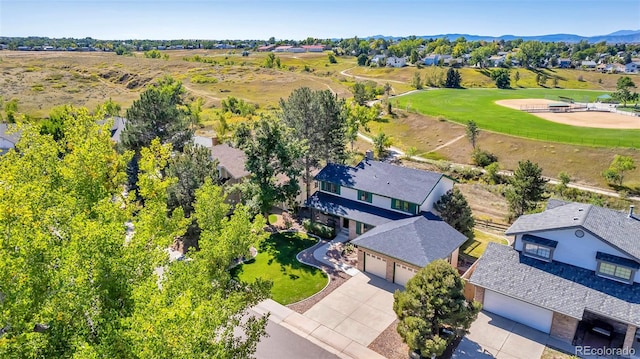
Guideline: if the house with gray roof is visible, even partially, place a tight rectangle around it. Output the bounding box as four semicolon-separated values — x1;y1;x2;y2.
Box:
468;199;640;353
306;158;464;286
352;214;466;286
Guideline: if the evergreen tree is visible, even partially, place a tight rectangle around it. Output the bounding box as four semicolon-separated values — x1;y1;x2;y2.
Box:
434;188;475;240
394;260;481;358
445;68;462;88
506;160;548;217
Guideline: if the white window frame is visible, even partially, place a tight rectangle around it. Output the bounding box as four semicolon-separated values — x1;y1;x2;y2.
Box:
522;242;554;262
596;260;635;284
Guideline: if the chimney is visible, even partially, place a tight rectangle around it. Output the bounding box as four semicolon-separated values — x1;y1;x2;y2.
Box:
365;150;374;161
629;205;635;218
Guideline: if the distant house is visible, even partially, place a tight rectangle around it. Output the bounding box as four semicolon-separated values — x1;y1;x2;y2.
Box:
288;47;305;53
301;45;325;52
386;56;406;68
581;60;597;69
468;200;640;352
423;54;440;66
274;45;292;52
625;62;639;73
0;124;20;155
488;55;505;67
558;58;572;68
370;54;385;66
257;45;275;52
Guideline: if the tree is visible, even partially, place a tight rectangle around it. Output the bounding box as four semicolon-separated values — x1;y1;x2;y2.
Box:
327;52;337;64
514;71;520;86
506;160;548;217
233;117;304;220
602;155;636;186
411;72;423;89
372;132;392;159
465;120;479;149
556;171;571;195
444;68;461;88
99;97;121;117
166;144;220;216
383;82;393;97
4;98;18;123
0;111;270;358
434;188;475;240
517;41;545;68
280;87;347;200
121;76;194;152
346;103;377;150
613;76;638;107
393;260;481;358
352;82;369;105
357;53;368;66
490;68;511;89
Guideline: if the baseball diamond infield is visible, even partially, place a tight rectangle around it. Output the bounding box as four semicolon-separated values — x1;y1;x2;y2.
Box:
496;99;640;129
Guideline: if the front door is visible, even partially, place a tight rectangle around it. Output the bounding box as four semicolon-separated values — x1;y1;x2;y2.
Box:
342;218;349;229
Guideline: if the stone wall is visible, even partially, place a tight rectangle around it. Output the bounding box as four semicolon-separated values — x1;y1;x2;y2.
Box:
550;312;579;343
623;324;637;351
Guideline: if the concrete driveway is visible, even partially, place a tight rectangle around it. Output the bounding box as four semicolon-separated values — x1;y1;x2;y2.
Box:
453;311;550;359
303;272;400;346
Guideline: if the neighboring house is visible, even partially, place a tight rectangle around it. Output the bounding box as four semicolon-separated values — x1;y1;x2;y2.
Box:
193;134;218;149
0;123;20;155
305;158;463;285
301;45;325;52
352;213;466;286
625;62;638;73
370;54;385;66
469;200;640;353
386;56;406;68
581;60;597;69
558;58;572;68
210;143;250;204
96;116;127;143
257;45;275;52
423;54;440;66
488;55;505;67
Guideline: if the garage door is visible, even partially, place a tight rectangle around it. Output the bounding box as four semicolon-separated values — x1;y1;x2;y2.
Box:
483;290;553;333
364;252;386;279
394;263;416;287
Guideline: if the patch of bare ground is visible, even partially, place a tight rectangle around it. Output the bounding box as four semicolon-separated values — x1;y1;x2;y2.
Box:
434;130;640;188
369;319;409;359
457;183;509;223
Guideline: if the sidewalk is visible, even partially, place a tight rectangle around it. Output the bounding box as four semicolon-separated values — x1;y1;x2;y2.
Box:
253;299;386;359
311;231;360;277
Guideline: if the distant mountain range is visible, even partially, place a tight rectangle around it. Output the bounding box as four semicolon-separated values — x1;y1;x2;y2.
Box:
368;30;640;43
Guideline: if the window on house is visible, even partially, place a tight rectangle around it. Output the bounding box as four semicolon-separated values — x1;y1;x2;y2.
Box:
523;243;552;260
355;222;374;235
320;181;340;194
596;252;638;283
357;190;372;203
521;235;557;262
391;199;417;214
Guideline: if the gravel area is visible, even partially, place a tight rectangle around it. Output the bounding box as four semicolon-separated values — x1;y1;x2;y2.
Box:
287;238;350;314
368;319;408;359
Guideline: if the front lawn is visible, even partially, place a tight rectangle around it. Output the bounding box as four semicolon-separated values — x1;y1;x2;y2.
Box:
231;232;328;305
461;229;509;260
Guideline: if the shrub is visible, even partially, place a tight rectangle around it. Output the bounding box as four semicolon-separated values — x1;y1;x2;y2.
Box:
303;219;336;239
471;149;498;167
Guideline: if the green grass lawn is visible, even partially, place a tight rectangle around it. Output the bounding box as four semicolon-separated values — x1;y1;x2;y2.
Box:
461;229;509;259
394;88;640;148
231;232;328;305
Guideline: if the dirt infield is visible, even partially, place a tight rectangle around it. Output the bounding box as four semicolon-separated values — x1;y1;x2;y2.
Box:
496;99;640;129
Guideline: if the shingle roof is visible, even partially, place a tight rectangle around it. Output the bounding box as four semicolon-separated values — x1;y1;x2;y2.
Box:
209;144;250;179
314;160;444;205
506;201;640;261
0;123;21;147
470;243;640;327
305;191;410;226
351;214;467;267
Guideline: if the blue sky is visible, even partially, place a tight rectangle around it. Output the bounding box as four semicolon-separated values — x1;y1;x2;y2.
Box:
1;0;638;40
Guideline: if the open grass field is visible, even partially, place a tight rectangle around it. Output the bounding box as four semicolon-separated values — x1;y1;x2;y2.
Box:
0;50;355;118
231;232;327;305
393;88;640;148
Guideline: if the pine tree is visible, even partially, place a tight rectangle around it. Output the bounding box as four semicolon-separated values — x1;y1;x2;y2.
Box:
434;188;475;240
506;160;548;217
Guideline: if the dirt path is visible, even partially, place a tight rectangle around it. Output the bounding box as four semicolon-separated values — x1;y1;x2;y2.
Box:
429;134;466;153
340;66;406;84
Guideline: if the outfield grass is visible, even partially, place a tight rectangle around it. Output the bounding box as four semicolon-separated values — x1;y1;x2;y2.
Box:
231;232;327;305
394;88;640;148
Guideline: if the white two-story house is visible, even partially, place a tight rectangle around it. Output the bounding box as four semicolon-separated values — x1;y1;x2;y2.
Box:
469;199;640;354
306;158;466;286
